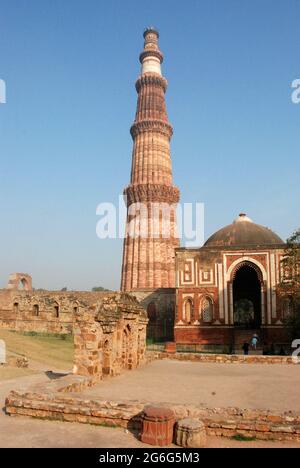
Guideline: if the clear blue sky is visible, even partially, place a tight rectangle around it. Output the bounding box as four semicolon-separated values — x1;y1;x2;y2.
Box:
0;0;299;290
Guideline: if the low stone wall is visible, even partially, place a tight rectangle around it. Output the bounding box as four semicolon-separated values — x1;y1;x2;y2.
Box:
5;375;300;442
154;352;298;365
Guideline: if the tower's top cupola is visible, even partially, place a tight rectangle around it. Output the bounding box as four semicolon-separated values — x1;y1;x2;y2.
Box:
143;27;160;39
140;27;163;76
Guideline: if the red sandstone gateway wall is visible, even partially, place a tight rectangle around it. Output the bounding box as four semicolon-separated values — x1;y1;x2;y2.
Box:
174;326;290;350
175;327;233;345
175;247;287;335
263;327;291;344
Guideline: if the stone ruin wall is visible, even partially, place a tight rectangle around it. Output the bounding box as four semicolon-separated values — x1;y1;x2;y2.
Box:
0;272;142;336
0;275;173;343
0;289;151;343
73;293;148;380
0;273;76;334
0;289;104;335
0;277;149;380
0;289;76;334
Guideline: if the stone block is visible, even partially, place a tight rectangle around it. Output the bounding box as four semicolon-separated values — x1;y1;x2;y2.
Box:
175;418;207;448
255;423;270;433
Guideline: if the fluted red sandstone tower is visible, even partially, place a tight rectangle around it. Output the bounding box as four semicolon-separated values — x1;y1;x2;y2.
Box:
121;28;180;292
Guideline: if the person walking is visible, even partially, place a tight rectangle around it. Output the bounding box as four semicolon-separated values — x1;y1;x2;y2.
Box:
242;342;250;355
251;334;259;350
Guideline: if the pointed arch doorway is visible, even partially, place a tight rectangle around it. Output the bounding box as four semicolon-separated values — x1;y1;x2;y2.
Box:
232;262;263;329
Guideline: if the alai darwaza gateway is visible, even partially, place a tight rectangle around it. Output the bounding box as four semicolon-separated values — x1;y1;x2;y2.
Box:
175;213;289;352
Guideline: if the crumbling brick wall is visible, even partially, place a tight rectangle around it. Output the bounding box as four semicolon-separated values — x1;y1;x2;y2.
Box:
0;290;78;334
73;293;148;381
0;283;147;336
0;274;148;352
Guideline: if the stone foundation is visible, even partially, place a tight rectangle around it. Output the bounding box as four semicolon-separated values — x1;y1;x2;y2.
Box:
154;352;298;365
5;375;300;442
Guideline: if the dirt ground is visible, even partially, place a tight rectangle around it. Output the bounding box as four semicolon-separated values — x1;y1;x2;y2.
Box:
82;359;300;413
0;365;36;380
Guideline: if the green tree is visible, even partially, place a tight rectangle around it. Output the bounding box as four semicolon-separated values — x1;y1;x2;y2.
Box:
280;229;300;340
92;286;110;292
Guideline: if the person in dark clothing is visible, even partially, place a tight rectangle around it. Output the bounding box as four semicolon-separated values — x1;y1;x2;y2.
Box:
279;346;286;356
242;342;250;355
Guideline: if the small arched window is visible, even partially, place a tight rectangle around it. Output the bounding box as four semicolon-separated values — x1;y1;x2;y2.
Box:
201;297;214;323
33;304;39;316
13;302;19;314
54;303;60;318
18;278;28;290
183;299;193;324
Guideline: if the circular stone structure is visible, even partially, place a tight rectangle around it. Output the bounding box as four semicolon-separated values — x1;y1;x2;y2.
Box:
204;213;284;248
140;406;175;446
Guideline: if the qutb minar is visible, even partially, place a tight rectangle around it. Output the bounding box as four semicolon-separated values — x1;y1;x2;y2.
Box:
121;28;179;340
121;28;180;293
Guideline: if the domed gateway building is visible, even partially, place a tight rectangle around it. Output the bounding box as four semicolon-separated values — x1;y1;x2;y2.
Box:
175;214;288;352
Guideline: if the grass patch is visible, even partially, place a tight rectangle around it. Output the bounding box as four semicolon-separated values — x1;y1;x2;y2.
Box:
0;329;74;371
20;331;72;342
98;422;119;429
231;434;256;442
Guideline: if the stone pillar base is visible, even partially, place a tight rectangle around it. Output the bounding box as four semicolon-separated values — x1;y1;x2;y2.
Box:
140;406;175;446
175;418;207;448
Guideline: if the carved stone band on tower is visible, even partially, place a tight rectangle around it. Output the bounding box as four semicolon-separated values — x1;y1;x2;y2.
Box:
121;29;180;291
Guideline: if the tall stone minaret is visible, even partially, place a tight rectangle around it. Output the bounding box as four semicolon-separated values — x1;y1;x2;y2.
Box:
121;28;180;292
